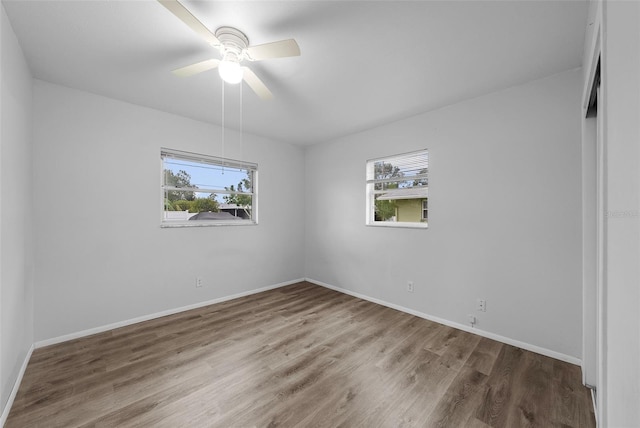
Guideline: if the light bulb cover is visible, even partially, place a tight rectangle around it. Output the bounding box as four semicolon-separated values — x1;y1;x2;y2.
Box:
218;60;243;84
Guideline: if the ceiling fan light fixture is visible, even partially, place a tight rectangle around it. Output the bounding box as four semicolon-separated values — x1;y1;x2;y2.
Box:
160;2;298;99
218;60;243;84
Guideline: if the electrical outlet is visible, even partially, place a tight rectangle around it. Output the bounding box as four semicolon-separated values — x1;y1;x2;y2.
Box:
196;277;203;288
407;281;414;293
477;299;486;312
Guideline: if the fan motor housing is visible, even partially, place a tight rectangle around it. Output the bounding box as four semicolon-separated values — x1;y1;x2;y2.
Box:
215;27;249;61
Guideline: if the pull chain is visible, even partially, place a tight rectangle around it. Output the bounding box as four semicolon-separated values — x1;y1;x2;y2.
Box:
240;80;243;159
221;79;225;174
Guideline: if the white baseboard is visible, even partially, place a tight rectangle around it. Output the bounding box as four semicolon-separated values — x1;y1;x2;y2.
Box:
305;277;582;366
35;278;305;349
1;344;34;427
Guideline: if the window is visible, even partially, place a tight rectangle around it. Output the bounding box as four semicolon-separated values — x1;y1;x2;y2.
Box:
161;148;257;227
366;149;428;228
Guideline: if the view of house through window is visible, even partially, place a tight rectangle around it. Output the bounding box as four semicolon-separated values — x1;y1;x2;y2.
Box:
366;149;428;228
161;149;257;226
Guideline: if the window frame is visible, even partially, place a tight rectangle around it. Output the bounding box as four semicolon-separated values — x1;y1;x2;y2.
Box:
422;199;428;221
365;149;428;229
160;148;258;228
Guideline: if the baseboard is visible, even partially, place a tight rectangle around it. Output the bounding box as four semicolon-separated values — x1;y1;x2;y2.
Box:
35;278;305;349
305;277;582;366
1;344;34;427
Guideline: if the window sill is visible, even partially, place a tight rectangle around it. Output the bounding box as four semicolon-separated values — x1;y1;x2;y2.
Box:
161;220;258;228
366;222;428;229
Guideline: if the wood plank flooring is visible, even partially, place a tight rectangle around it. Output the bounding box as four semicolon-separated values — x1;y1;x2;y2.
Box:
6;282;595;427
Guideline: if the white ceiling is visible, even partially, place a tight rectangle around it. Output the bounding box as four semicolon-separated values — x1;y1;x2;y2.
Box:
3;0;588;146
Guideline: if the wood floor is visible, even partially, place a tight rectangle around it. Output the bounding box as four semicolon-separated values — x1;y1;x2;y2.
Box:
6;282;595;427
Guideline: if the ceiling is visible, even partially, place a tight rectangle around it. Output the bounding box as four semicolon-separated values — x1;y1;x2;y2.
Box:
2;0;588;146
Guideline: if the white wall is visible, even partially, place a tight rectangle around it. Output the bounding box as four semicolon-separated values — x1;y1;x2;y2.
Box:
305;69;583;360
600;0;640;425
32;80;305;342
0;3;34;417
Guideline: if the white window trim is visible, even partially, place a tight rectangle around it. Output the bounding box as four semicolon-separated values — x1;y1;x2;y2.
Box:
365;149;428;229
366;221;428;229
160;148;258;228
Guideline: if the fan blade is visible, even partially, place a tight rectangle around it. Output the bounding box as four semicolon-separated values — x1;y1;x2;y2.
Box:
242;67;273;100
158;0;220;47
246;39;300;61
172;59;220;77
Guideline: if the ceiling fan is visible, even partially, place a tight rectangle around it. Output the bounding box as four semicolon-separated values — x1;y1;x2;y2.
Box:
158;0;300;100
